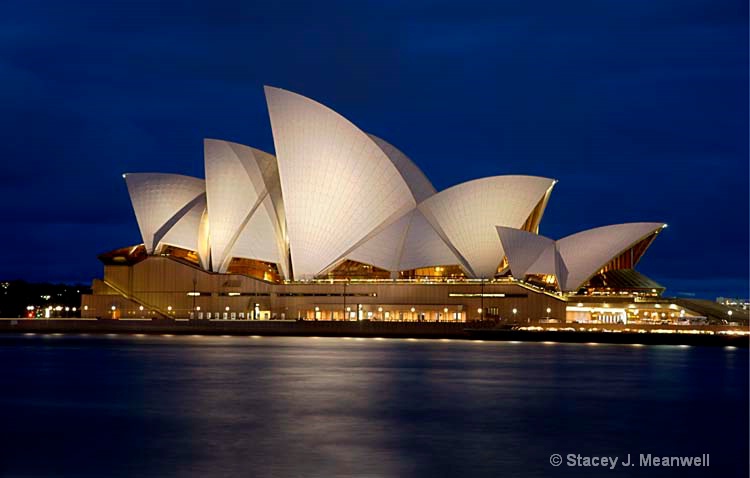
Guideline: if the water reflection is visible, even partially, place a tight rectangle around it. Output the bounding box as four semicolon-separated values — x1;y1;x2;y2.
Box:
0;336;746;477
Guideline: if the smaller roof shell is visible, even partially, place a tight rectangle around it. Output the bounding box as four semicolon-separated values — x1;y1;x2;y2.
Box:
419;175;556;278
123;173;205;253
497;222;666;292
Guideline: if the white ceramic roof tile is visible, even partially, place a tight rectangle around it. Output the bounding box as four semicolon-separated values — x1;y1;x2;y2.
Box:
229;195;288;272
347;210;412;271
496;226;555;278
265;86;416;279
398;210;464;271
556;222;665;291
197;207;211;270
159;194;206;253
204;139;287;275
419;176;555;278
368;134;436;203
123;173;205;253
497;222;665;291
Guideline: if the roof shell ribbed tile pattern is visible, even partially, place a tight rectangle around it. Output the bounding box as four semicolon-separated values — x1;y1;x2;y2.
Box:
196;207;211;270
229;194;288;275
398;210;463;271
265;86;416;279
556;222;665;291
495;226;555;278
160;194;206;253
529;242;568;283
347;210;412;271
368;135;436;203
123;173;205;253
344;134;451;272
496;226;568;286
419;175;555;278
204;139;287;275
346;209;462;272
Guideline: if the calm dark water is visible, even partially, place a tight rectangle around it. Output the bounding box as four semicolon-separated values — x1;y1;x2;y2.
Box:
0;334;746;478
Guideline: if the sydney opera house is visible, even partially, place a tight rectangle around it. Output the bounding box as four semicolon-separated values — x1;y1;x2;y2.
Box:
81;86;676;324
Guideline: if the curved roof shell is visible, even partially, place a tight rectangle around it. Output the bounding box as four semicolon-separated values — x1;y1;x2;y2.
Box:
203;139;288;276
497;222;665;292
368;134;436;203
419;175;556;278
123;173;205;253
346;208;463;273
398;209;463;271
265;86;416;279
159;194;207;254
341;135;458;273
496;227;556;278
556;222;665;291
346;210;412;272
120;86;668;288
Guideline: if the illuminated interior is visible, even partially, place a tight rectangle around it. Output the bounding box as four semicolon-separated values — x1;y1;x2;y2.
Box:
158;245;200;265
226;258;282;283
325;260;391;279
495;256;509;276
399;265;466;280
303;306;466;322
97;244;148;265
525;273;559;290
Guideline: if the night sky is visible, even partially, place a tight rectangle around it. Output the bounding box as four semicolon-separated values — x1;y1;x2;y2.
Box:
1;1;747;298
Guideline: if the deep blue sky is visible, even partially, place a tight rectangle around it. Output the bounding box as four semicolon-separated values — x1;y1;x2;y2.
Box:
1;1;747;298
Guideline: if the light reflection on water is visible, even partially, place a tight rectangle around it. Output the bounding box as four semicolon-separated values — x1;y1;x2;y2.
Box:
0;335;746;477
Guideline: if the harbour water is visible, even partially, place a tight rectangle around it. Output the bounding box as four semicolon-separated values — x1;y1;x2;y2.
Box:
0;334;746;477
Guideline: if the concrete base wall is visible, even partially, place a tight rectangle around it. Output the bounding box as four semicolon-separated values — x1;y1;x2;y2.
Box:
81;256;567;323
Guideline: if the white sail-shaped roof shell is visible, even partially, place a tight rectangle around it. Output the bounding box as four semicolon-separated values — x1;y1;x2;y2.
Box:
418;176;556;278
204;139;288;276
347;210;412;272
496;226;568;287
117;86;673;291
228;194;287;273
196;208;211;270
347;209;463;273
497;222;665;292
398;210;463;271
343;134;459;273
368;135;436;203
496;226;556;278
124;173;205;253
159;194;206;253
265;86;416;279
234;147;289;278
528;243;568;283
556;222;665;291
